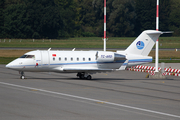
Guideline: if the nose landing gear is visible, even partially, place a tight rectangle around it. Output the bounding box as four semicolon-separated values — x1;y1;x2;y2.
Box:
19;71;25;79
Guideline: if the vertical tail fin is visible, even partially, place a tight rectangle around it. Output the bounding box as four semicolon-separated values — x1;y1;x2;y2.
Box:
125;30;163;56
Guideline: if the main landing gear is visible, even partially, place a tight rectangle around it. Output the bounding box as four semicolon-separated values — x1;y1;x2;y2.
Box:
19;71;25;79
77;72;92;80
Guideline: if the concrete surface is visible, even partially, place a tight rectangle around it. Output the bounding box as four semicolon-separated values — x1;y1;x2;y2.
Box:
0;64;180;120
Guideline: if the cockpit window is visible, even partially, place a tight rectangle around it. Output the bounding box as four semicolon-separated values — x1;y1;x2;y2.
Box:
20;55;35;58
26;55;35;58
20;55;27;58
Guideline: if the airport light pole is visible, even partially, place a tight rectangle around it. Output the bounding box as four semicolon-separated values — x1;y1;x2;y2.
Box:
155;0;159;72
103;0;106;51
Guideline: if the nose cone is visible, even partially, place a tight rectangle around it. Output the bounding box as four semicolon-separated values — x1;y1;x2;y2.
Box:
6;63;10;68
6;61;14;69
6;59;21;70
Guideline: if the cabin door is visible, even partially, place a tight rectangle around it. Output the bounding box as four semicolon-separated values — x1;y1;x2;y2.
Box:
41;51;50;68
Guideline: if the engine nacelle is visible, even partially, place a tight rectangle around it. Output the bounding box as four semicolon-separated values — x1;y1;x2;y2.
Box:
114;53;126;61
97;52;114;62
97;52;126;62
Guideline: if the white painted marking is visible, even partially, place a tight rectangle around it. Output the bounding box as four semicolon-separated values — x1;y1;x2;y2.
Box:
0;81;180;118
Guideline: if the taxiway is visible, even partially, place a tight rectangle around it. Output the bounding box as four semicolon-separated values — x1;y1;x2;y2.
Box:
0;64;180;120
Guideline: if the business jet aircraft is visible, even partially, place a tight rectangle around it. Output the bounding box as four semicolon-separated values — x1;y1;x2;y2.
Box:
6;30;163;80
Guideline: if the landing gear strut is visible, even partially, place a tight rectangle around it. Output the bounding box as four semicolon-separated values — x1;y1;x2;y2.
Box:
77;72;92;80
19;71;25;79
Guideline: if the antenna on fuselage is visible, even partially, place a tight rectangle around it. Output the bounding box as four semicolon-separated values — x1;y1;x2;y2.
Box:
48;48;51;51
72;48;76;51
95;51;98;60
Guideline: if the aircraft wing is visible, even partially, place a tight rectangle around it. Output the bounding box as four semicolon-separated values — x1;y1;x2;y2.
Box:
53;67;114;73
53;60;129;73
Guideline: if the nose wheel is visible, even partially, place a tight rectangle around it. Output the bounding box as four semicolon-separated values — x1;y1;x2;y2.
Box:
20;75;25;79
19;71;25;79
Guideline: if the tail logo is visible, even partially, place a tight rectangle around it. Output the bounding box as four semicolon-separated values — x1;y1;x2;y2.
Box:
136;41;145;50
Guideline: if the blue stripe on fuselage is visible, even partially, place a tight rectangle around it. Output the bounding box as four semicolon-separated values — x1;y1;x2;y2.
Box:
128;59;152;63
50;60;126;66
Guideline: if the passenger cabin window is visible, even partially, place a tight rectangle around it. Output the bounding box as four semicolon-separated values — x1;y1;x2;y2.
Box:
53;58;55;61
65;57;67;61
59;57;61;61
20;55;35;58
77;58;79;61
71;58;73;61
83;58;85;61
89;58;91;61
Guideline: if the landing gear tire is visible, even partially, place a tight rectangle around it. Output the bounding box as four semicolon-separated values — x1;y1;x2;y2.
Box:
20;71;25;79
20;75;25;79
77;72;85;79
86;75;92;80
79;75;85;79
77;72;92;80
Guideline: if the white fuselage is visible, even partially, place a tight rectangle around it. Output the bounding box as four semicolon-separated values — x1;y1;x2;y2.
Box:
6;50;152;73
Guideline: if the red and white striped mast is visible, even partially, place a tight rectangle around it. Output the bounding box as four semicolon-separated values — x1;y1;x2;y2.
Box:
103;0;106;51
155;0;159;72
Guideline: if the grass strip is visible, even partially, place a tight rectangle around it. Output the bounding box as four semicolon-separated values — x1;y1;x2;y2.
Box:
0;57;17;64
0;37;180;49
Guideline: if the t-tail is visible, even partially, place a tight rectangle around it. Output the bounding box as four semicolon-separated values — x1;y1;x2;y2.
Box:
117;30;163;67
125;30;163;56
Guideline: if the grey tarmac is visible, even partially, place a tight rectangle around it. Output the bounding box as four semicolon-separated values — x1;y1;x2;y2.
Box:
0;64;180;120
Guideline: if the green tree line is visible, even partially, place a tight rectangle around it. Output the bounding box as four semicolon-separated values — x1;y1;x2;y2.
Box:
0;0;179;39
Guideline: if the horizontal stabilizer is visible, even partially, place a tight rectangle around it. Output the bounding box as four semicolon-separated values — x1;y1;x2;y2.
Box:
146;31;163;35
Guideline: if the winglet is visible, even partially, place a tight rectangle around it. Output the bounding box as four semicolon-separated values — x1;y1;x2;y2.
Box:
117;60;128;71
